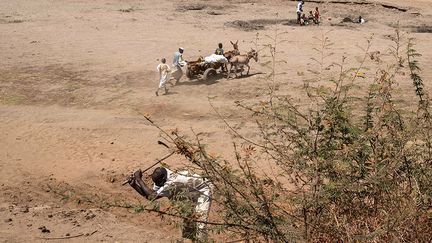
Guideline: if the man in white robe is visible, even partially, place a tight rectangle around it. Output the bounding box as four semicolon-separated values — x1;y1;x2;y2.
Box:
156;58;171;96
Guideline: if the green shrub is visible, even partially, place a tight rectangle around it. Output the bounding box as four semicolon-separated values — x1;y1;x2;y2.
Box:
149;29;432;241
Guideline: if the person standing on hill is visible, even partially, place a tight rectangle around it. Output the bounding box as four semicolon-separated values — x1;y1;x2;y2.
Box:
296;0;305;24
314;7;320;24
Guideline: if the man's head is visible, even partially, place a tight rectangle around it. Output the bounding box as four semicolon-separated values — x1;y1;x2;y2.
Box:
152;167;168;187
179;47;184;54
161;58;166;64
218;43;223;48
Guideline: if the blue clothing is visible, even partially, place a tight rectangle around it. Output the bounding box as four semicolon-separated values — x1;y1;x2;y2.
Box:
173;51;183;67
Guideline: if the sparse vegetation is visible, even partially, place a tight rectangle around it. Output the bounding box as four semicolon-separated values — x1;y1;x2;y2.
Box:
413;25;432;33
8;19;24;23
144;29;432;241
177;4;207;12
134;204;145;213
177;3;229;13
118;7;138;13
226;19;294;31
0;93;26;105
1;0;431;241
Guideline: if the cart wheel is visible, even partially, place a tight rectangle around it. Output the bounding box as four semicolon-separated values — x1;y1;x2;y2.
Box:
186;69;193;79
203;68;217;81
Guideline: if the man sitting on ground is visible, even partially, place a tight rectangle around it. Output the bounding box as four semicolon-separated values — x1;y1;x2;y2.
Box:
300;13;309;25
308;11;315;23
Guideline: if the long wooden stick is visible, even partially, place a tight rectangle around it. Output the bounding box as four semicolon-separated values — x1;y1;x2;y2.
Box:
141;151;175;173
122;151;175;185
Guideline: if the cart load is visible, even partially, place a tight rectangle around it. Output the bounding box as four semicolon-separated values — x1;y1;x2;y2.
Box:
186;55;228;81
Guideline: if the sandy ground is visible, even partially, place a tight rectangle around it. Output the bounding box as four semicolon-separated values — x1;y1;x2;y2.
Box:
1;0;431;242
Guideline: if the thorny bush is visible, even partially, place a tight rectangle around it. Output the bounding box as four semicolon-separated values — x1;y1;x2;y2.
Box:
149;29;432;242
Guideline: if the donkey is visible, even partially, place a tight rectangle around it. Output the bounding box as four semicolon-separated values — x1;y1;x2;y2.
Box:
223;40;240;60
222;40;240;73
227;49;258;79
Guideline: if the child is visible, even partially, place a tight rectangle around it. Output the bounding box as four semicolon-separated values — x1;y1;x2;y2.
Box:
314;7;320;24
156;58;171;96
300;13;308;26
308;11;315;23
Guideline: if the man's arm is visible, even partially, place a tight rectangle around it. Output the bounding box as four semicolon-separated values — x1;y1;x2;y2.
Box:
179;55;185;65
128;170;163;200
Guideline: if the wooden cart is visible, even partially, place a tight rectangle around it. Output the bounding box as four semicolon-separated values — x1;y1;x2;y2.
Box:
185;57;225;81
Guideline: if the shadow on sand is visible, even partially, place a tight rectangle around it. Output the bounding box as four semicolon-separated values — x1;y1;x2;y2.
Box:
174;71;264;86
227;72;264;80
174;73;226;86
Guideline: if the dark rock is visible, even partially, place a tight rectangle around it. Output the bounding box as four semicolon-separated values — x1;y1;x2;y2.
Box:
38;226;50;233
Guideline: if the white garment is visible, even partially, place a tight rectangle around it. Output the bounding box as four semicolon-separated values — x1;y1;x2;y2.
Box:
157;63;170;88
171;65;183;81
153;169;213;240
204;54;228;64
297;2;303;13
